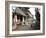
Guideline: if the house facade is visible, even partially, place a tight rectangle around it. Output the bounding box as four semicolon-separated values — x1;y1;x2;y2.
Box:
12;7;33;30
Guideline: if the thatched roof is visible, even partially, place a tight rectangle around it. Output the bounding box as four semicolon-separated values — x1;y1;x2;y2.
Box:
15;8;26;16
14;7;32;17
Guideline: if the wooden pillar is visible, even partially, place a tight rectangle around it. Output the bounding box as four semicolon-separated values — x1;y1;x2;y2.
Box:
22;17;24;22
14;15;17;26
13;15;17;30
14;15;17;22
25;16;28;26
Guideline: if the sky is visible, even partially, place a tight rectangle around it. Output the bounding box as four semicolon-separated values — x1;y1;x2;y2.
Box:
28;8;36;19
28;8;35;15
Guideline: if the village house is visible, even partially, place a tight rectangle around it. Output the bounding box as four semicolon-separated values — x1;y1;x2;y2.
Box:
12;7;33;30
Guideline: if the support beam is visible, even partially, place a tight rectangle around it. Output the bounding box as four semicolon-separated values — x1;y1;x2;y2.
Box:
14;15;17;22
22;17;24;22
